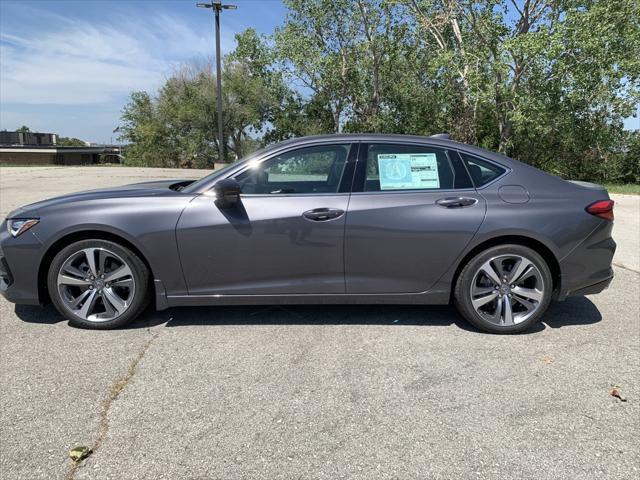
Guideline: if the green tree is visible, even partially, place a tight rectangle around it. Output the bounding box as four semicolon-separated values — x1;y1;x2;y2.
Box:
274;0;361;133
119;59;272;167
57;136;86;147
119;0;640;183
231;28;333;141
403;0;640;179
120;91;173;167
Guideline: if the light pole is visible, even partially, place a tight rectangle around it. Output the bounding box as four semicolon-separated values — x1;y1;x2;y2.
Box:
196;1;237;164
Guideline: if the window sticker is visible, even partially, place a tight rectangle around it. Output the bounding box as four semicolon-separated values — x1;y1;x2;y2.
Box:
377;153;440;190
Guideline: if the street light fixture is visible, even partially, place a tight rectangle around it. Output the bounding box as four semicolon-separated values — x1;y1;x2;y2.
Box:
196;1;237;164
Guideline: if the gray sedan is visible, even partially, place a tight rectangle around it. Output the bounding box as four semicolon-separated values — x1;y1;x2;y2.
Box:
0;134;615;333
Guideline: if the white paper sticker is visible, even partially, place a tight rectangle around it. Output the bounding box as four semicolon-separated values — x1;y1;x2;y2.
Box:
377;153;440;190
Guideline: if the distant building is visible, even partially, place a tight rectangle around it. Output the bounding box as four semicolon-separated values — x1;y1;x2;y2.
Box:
0;131;58;146
0;130;121;166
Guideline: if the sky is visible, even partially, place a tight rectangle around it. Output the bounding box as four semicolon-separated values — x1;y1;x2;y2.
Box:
0;0;286;143
1;0;638;143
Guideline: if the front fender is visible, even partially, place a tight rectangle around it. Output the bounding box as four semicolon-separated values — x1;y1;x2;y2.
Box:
33;195;194;298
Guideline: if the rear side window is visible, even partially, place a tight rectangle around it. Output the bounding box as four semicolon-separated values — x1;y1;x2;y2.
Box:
459;153;506;187
364;144;472;192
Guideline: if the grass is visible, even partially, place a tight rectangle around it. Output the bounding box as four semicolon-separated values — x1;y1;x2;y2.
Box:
604;184;640;195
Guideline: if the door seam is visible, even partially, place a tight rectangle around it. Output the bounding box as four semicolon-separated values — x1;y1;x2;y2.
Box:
342;141;361;294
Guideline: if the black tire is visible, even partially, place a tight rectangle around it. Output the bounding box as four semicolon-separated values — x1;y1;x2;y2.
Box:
47;239;150;329
454;244;553;334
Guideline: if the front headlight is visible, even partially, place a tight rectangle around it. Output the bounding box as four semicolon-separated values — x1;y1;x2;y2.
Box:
7;219;39;237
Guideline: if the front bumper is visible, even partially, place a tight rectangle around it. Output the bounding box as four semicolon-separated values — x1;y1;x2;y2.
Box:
0;249;13;291
0;222;43;305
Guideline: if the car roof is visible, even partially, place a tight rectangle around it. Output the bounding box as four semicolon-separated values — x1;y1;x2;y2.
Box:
274;133;458;145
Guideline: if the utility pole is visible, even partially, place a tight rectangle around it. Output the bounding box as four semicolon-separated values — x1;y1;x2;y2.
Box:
196;1;237;164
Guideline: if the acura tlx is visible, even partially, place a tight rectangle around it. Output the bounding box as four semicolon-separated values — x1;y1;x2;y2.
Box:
0;134;615;333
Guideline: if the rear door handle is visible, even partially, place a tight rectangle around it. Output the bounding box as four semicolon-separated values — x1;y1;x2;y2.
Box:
436;197;478;208
303;208;345;221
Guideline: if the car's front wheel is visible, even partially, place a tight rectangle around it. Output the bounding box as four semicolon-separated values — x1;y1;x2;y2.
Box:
454;244;552;333
47;239;150;329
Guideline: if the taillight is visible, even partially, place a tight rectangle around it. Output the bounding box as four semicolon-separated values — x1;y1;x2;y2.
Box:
586;200;614;221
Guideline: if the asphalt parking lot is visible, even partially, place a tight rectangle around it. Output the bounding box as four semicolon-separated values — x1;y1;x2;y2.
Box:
1;166;638;480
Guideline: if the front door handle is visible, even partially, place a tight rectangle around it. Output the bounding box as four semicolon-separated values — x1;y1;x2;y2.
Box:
436;197;478;208
303;208;345;221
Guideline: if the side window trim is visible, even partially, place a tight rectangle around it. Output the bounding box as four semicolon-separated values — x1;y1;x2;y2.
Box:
352;141;368;193
455;150;476;188
338;141;359;193
231;142;358;197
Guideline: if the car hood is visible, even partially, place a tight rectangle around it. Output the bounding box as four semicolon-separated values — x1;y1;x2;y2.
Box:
7;179;195;218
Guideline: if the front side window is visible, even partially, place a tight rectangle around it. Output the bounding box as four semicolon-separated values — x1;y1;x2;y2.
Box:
364;144;472;192
235;144;351;195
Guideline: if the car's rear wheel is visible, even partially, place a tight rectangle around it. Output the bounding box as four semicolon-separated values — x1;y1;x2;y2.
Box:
47;239;150;329
454;244;552;333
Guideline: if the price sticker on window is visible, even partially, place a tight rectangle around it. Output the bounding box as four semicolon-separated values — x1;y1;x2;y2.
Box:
377;153;440;190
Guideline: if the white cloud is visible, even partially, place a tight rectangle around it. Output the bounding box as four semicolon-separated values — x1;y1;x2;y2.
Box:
0;10;236;105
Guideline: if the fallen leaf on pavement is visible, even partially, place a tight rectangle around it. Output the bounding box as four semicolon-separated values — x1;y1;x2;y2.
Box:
69;446;92;462
610;387;628;402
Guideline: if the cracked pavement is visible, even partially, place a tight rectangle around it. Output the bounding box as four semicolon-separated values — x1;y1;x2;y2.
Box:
1;167;639;479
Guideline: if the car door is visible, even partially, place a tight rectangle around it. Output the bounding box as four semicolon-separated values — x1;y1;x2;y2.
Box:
345;142;486;294
176;143;357;295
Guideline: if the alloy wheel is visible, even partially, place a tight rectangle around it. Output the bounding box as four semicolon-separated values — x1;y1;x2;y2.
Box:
469;254;545;326
56;247;136;322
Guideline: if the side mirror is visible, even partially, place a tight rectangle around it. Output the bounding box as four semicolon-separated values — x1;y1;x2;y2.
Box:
213;178;241;209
